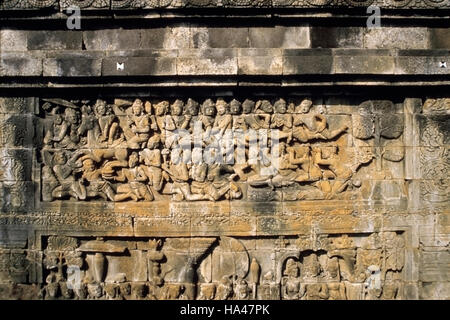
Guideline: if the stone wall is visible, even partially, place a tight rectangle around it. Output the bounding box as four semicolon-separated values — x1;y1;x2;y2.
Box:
0;3;448;300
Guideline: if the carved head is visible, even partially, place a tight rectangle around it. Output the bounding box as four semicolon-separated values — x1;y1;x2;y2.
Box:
54;152;67;165
54;114;63;125
257;100;273;113
64;108;80;125
284;258;299;278
87;283;103;299
185;98;199;116
171;99;184;116
94;99;107;116
105;283;118;298
199;283;216;300
155;101;169;116
128;152;139;168
202;99;216;117
132;283;147;298
216;99;228;116
119;282;131;296
242;99;255;114
131;99;144;116
229;99;241;115
273;98;287;114
82;159;95;172
146;135;161;150
297;99;313;113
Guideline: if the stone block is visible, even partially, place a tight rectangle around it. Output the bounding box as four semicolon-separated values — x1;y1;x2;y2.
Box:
0;98;35;114
83;30;141;51
396;52;450;75
43;57;101;77
283;49;333;74
364;27;430;49
103;56;176;76
0;30;27;51
248;26;310;48
238;55;282;75
141;27;191;49
430;28;450;49
27;31;82;50
0;53;42;76
177;53;238;75
191;27;249;48
310;27;363;48
334;50;395;74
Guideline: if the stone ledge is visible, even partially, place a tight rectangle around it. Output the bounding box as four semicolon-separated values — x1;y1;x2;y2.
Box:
1;49;449;77
1;0;450;10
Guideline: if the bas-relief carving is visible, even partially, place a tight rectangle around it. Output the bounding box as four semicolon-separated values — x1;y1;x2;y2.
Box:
40;97;389;205
27;232;406;300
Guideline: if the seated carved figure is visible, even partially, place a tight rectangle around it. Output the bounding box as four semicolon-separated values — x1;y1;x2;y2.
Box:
80;159;115;201
51;152;86;201
123;99;151;149
114;152;153;202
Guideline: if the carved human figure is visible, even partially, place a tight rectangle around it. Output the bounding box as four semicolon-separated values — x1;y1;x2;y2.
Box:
184;98;200;132
131;283;148;300
93;99;119;146
119;282;132;300
45;108;82;148
124;99;151;149
80;159;115;201
51;152;86;200
197;283;216;300
303;283;329;300
104;283;121;300
302;253;321;279
114;152;153;201
271;98;292;142
215;276;234;300
234;278;251;300
282;258;304;300
260;271;279;300
140;136;168;193
87;282;104;300
161;283;183;300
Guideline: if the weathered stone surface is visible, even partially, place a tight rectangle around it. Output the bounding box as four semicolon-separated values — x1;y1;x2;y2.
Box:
364;28;430;50
0;0;449;303
0;53;42;76
43;57;102;77
283;49;333;74
248;27;310;48
334;50;395;74
103;57;176;76
27;31;82;51
310;27;363;48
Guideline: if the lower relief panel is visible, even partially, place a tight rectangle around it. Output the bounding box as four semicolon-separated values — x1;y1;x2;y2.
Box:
0;233;407;300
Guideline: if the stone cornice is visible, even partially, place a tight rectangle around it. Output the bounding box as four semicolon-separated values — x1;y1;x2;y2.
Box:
1;0;450;10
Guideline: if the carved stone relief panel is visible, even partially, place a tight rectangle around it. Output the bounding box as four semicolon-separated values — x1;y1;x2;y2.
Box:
38;97;410;208
30;233;406;300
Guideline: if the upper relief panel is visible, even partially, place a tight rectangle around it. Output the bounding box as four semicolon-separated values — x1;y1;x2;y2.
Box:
38;97;409;209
